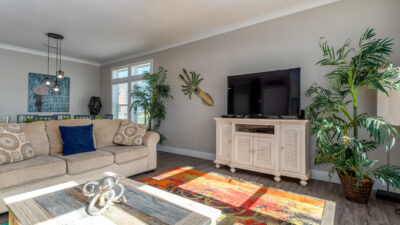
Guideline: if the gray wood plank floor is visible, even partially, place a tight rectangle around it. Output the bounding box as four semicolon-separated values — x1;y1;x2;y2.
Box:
1;151;400;225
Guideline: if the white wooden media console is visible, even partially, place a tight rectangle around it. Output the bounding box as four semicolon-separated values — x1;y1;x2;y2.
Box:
214;118;310;186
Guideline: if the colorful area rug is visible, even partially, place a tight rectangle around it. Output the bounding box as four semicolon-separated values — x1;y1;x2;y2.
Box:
137;167;335;225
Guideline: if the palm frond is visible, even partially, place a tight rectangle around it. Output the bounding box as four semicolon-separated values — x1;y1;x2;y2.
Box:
357;114;398;150
368;165;400;188
359;28;376;46
317;38;354;66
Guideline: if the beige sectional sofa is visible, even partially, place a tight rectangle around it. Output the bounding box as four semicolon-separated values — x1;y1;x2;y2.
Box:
0;119;160;213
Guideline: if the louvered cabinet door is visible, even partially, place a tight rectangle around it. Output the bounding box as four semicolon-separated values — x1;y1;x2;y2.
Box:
216;123;231;162
233;134;253;166
280;125;302;173
253;137;275;170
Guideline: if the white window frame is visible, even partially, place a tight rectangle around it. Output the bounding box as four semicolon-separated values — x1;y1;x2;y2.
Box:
111;59;153;121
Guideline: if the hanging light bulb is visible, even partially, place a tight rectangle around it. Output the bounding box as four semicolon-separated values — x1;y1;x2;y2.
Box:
53;78;60;92
57;70;64;80
54;83;60;92
45;78;51;86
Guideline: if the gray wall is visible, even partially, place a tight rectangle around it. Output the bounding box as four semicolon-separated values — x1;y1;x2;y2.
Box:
100;0;400;170
0;48;100;121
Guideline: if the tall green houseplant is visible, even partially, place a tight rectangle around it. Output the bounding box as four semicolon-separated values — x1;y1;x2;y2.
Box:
306;28;400;203
130;66;172;142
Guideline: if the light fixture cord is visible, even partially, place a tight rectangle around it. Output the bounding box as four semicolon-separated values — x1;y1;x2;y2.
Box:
47;36;50;76
59;38;62;70
56;38;58;75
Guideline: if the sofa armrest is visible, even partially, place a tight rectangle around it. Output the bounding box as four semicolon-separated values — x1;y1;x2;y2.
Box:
143;131;160;170
143;131;160;147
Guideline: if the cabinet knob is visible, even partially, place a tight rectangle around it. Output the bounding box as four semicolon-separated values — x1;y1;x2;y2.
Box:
280;146;284;150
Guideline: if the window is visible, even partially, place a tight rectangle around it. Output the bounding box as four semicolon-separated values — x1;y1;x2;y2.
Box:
111;59;153;122
132;63;151;76
112;83;128;119
112;68;128;79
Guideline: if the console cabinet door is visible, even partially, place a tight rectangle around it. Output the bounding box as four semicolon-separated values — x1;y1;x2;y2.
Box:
253;137;275;170
280;125;302;173
233;134;253;166
216;123;231;161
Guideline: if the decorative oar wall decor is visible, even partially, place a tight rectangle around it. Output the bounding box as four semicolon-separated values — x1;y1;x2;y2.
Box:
179;68;214;106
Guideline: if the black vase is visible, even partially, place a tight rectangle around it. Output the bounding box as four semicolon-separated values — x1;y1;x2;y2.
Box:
88;97;102;115
34;94;43;112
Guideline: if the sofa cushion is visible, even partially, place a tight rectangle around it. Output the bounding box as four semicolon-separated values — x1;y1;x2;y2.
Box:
59;124;96;156
92;119;121;148
20;121;49;156
0;155;66;189
113;120;147;146
99;145;148;164
46;119;92;154
0;123;35;165
53;150;114;175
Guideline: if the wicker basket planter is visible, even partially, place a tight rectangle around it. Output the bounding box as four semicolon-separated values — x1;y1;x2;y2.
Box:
338;174;374;204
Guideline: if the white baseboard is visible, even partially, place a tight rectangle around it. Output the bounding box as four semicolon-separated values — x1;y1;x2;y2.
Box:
158;145;398;192
157;145;216;161
310;169;340;183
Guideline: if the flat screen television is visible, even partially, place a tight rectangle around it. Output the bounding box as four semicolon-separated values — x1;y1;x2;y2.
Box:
227;68;300;117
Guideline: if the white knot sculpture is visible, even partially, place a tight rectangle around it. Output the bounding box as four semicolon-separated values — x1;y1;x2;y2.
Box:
82;176;127;216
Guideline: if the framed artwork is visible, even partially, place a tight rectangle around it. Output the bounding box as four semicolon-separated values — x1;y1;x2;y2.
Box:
28;73;70;112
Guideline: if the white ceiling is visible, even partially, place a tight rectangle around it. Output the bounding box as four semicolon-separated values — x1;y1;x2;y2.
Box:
0;0;338;65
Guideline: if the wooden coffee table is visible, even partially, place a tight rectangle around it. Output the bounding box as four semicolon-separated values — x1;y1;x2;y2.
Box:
3;173;220;225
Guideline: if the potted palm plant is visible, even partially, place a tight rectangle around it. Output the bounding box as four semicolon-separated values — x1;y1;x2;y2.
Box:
130;66;172;143
306;28;400;203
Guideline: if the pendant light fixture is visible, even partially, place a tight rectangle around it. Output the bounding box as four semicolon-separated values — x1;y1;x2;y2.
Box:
45;33;65;92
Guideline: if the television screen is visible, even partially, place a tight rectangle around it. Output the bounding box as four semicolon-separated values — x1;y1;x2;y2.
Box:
227;68;300;116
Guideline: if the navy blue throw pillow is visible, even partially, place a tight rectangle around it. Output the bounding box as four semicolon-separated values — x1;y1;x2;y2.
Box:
59;124;96;156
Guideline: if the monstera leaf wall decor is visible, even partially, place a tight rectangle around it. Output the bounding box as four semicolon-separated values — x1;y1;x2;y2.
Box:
179;68;214;106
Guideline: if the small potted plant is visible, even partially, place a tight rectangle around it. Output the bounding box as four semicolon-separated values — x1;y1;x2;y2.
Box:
306;28;400;203
24;118;33;123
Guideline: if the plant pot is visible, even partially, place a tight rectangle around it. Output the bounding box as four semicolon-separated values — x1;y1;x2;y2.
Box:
338;174;374;204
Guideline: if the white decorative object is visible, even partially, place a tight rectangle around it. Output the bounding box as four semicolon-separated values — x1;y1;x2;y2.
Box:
214;118;310;186
82;176;127;216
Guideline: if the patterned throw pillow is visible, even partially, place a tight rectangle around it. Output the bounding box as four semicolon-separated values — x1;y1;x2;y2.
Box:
113;120;147;146
0;124;35;165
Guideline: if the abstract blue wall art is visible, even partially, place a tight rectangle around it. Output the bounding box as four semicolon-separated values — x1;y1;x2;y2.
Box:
28;73;70;112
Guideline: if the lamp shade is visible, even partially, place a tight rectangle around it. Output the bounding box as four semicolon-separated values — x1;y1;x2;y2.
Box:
57;70;64;80
88;97;102;115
